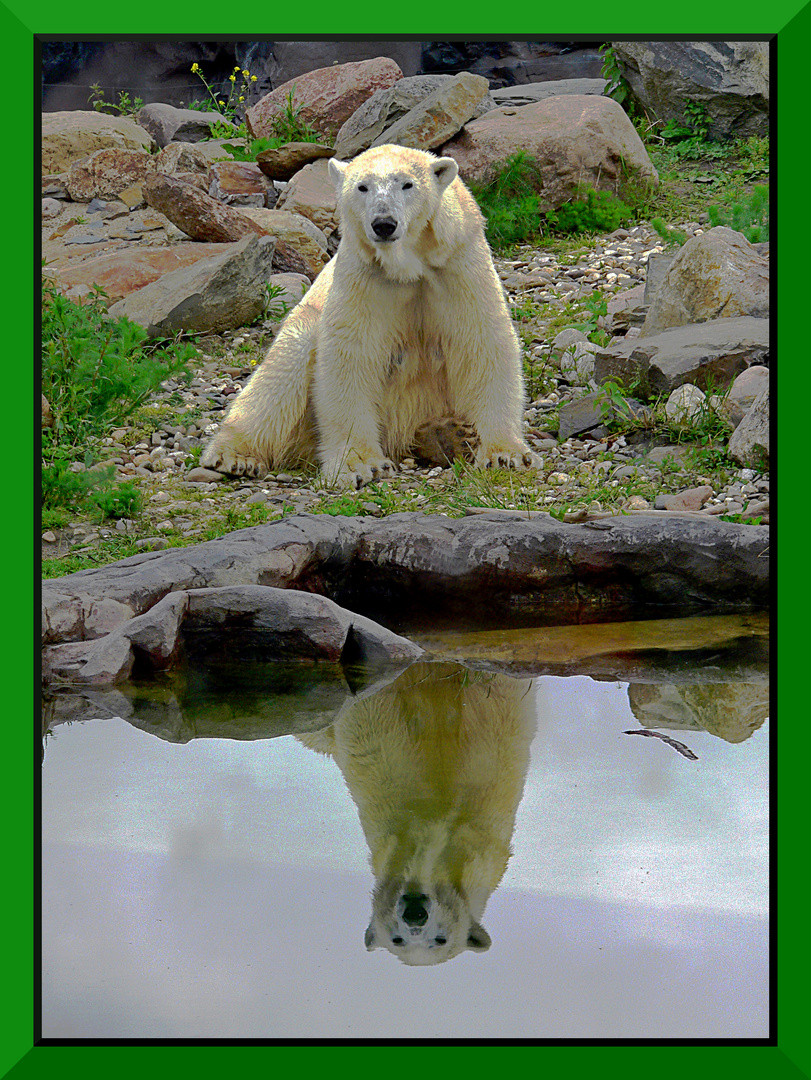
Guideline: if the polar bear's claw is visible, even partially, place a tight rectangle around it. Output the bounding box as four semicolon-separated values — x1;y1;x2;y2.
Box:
201;445;269;479
476;445;539;472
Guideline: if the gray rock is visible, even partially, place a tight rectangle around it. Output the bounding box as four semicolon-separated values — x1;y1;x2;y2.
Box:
42;513;770;663
611;41;769;140
335;74;497;158
594;316;769;398
728;365;769;410
136;103;236;148
728;385;769;468
558;391;650;441
643;252;675;304
107;234;276;337
628;681;769;742
642;227;769;336
370;72;491;152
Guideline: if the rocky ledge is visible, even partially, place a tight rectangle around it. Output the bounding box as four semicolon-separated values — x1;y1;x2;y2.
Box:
42;510;769;688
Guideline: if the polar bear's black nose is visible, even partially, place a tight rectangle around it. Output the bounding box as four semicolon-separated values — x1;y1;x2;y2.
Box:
372;216;398;239
402;894;429;926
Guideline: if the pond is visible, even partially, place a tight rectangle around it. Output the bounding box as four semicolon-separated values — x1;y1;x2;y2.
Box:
41;614;770;1041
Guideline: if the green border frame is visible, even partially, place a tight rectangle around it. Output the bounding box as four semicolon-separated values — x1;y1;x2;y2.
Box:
18;5;794;1074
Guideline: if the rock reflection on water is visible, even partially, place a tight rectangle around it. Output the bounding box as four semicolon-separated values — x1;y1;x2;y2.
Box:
298;662;536;965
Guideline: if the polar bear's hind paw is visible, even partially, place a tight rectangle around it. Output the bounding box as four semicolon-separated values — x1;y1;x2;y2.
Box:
201;445;269;479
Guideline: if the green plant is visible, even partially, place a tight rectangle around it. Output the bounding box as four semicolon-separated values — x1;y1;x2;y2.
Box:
191;62;257;122
599;44;632;107
220;135;280;161
265;282;293;321
266;88;325;144
88;83;144;119
42;277;197;515
707;184;769;243
469;153;545;249
544;186;634;236
651;217;688;247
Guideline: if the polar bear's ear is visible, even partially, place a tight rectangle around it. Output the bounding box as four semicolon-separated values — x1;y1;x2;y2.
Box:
328;157;348;190
431;157;459;191
466;922;492;952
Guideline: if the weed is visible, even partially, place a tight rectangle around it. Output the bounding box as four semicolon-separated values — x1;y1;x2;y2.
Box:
544;186;635;236
191;62;257;123
469;153;545;249
707;184;769;243
88;83;144;119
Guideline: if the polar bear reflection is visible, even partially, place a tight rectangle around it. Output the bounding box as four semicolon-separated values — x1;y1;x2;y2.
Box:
299;662;535;965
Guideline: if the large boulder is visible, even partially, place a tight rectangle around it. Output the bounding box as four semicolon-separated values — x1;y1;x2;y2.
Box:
642;227;769;336
42;111;155;175
334;73;498;158
489;79;608;106
240;41;422;89
611;41;769;140
246;57;403;141
106;233;276;337
628;682;769;743
237;207;329;279
368;72;490;152
594;316;770;398
255;142;335;181
143;172;268;242
441;95;658;210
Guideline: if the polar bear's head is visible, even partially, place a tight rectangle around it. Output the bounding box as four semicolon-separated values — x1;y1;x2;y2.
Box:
328;144;461;281
364;880;492;966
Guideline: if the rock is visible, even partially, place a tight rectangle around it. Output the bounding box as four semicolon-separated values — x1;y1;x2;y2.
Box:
41;198;62;219
265;272;311;311
246;57;403;141
185;467;228;482
156;139;240;174
441;95;658;210
642;227;769;336
728;365;769;410
334;74;498;158
274;158;338;239
628;682;769;742
43;633;135;686
594;316;769;398
142;173;268;243
183;585;422;667
42;394;54;428
237;208;329;279
55;243;232;304
107;234;276;337
208;161;271;207
664;383;706;421
557;390;650;441
42;110;155;175
255;142;336;180
136;102;236;147
728;385;769;468
654;485;714;511
65;147;157;202
369;72;491;152
489;79;608;105
42;514;769;660
611;41;769;140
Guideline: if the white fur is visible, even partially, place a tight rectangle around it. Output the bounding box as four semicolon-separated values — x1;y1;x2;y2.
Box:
202;144;534;487
299;663;536;965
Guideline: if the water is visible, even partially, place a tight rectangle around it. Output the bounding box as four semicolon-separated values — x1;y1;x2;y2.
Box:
41;616;769;1040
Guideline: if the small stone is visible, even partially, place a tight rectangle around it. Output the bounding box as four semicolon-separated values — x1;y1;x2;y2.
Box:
186;467;226;482
654;485;714;511
42;531;57;543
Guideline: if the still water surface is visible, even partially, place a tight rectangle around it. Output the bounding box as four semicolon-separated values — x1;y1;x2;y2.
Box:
41;627;769;1041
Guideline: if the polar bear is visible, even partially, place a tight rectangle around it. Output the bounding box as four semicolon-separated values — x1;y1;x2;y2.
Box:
299;662;536;965
201;144;534;488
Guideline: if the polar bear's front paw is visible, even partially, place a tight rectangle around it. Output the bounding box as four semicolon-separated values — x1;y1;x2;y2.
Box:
476;443;539;471
322;452;397;489
201;445;269;479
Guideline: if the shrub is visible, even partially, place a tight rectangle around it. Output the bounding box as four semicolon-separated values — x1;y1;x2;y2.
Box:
41;277;197;515
544;186;634;235
469;152;545;249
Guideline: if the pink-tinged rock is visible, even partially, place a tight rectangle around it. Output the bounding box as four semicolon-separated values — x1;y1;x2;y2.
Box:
656;486;715;512
143;173;269;243
442;95;658;210
55;243;234;304
246;57;403;140
256;141;335;181
208;160;270;206
66;147;158;202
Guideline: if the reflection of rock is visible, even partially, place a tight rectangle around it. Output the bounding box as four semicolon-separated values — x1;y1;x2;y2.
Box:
628;682;769;743
298;661;535;965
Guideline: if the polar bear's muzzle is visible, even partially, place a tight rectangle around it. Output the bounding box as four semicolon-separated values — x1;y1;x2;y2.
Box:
371;215;399;242
400;893;430;926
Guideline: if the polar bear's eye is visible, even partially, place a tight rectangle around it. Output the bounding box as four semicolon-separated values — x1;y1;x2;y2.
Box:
357;184;368;192
402;182;413;190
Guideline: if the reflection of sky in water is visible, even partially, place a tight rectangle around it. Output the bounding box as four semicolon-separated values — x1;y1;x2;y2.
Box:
41;675;769;1040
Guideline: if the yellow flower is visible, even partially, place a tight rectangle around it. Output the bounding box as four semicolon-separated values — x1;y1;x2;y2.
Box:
251;75;257;82
229;74;236;83
234;65;240;72
242;69;250;77
191;63;200;73
238;96;245;102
